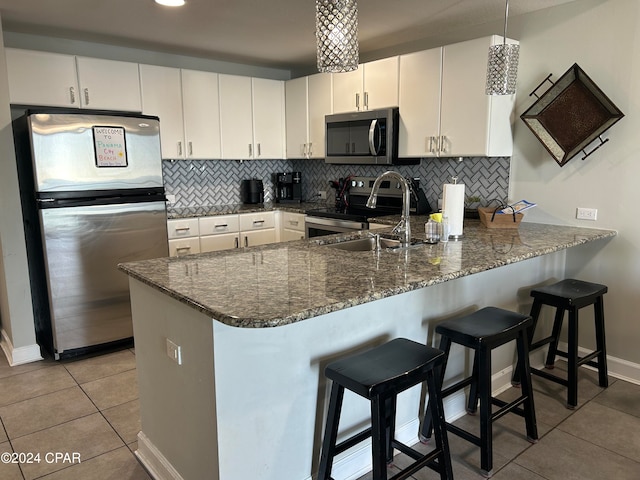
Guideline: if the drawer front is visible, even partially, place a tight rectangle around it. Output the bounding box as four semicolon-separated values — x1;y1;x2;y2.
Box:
200;233;240;253
239;211;275;231
282;212;305;232
168;238;201;257
199;214;240;235
242;229;277;248
167;218;200;239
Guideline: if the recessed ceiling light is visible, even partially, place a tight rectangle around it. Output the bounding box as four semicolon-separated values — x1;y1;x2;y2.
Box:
154;0;185;6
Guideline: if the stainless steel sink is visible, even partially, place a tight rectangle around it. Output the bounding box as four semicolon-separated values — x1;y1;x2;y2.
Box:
325;236;402;252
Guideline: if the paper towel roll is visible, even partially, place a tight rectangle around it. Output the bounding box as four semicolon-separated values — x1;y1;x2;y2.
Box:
442;183;465;238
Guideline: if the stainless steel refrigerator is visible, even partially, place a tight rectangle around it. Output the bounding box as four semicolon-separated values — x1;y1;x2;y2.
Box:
14;109;169;359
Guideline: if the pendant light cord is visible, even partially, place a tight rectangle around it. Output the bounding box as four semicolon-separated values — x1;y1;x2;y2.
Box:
503;0;509;45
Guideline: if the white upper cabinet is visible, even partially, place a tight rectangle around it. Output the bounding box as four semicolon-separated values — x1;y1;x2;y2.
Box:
398;48;443;158
140;65;221;159
219;74;254;159
75;57;142;111
439;35;516;157
252;78;285;159
307;73;332;158
285;76;309;159
399;36;516;158
181;69;221;159
219;74;285;159
285;73;332;159
6;49;79;107
139;64;185;159
6;49;141;111
332;56;399;113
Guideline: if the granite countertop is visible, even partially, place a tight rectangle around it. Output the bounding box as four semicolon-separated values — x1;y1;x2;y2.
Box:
119;219;616;329
167;201;325;219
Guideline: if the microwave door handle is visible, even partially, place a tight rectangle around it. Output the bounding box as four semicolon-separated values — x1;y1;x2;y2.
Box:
368;119;380;155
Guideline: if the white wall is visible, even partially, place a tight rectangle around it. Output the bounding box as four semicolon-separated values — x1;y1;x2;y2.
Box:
508;0;640;367
0;13;40;365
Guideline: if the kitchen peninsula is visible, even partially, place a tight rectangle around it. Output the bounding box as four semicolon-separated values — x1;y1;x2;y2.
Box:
119;220;615;480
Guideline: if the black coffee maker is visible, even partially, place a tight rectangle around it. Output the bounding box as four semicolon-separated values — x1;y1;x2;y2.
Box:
274;172;302;203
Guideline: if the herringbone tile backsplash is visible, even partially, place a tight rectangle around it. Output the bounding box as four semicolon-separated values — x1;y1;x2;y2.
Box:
163;157;510;208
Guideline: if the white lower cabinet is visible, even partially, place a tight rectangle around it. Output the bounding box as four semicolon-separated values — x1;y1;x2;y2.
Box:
239;211;277;247
280;212;306;242
199;214;241;253
241;229;277;248
169;212;279;256
167;218;201;257
200;233;240;252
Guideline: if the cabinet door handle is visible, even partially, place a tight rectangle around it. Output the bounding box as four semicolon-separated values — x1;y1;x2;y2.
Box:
234;237;239;249
84;88;90;105
249;144;253;157
364;91;369;110
176;246;191;253
308;142;313;157
440;135;448;153
174;226;191;232
257;143;261;156
214;224;228;229
302;143;307;157
244;236;249;247
69;87;76;104
188;141;193;156
252;220;265;226
428;136;435;154
178;141;183;156
351;142;356;153
355;92;360;111
289;220;299;226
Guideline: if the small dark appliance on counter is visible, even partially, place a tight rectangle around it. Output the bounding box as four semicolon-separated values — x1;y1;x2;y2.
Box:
240;178;264;204
274;171;302;203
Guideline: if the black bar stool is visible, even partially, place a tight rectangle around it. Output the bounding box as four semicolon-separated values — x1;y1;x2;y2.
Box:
512;279;608;409
421;307;538;478
318;338;453;480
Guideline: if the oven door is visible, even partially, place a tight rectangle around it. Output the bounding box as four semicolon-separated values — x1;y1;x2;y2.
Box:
305;216;368;238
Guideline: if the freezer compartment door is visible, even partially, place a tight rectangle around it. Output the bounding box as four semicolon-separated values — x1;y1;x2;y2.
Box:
39;201;168;355
28;112;163;192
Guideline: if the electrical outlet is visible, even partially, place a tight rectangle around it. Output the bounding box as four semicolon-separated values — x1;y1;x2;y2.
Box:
319;190;327;200
166;338;182;365
576;207;598;221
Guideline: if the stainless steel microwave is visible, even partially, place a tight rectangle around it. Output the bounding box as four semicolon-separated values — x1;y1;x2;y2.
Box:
324;107;417;165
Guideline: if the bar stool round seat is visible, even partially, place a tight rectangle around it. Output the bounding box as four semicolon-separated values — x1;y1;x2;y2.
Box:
512;279;609;409
421;307;538;478
318;338;453;480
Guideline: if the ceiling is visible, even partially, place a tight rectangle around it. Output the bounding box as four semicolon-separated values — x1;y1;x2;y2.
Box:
0;0;578;71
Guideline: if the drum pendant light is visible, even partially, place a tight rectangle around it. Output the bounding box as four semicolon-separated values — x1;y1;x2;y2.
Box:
316;0;359;73
486;0;519;95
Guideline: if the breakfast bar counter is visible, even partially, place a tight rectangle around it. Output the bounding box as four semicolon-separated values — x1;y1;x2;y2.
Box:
119;221;615;480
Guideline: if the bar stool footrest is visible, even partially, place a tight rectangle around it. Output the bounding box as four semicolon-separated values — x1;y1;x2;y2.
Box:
491;396;527;421
333;428;372;457
530;366;569;386
391;440;445;480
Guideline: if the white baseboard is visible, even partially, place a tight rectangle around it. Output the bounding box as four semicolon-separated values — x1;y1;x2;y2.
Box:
0;329;43;366
136;431;185;480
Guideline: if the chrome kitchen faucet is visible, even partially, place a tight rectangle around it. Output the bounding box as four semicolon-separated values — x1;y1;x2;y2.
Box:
366;171;412;246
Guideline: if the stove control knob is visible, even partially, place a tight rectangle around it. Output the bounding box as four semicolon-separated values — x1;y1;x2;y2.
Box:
396;182;401;189
357;181;364;187
351;180;357;187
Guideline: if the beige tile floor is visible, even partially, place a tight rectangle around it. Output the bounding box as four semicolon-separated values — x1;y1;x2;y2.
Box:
0;349;150;480
1;348;639;480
